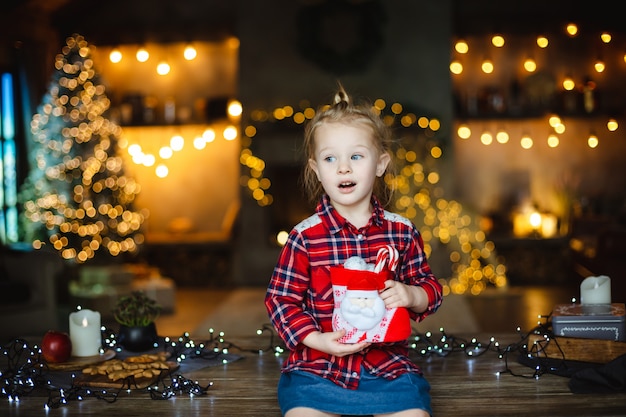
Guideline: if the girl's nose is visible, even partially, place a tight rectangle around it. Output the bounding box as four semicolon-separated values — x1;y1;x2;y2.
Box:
337;159;351;174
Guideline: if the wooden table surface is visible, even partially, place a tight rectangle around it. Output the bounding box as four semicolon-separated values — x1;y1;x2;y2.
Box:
1;334;625;416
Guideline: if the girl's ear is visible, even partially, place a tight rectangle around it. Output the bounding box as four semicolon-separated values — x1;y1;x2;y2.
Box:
308;158;321;180
376;152;391;177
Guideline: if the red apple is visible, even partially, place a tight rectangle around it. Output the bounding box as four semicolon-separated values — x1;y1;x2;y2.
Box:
41;330;73;363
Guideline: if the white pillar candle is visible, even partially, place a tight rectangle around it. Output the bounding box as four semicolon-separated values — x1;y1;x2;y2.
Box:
580;275;611;305
69;309;102;357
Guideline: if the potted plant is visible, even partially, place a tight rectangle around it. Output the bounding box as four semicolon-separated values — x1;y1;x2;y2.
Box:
113;291;162;352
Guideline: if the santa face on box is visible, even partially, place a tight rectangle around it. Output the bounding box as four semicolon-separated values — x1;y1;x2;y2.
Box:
331;246;411;344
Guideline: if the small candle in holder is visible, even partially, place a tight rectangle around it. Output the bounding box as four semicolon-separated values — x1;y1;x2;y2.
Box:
580;275;611;305
69;309;101;357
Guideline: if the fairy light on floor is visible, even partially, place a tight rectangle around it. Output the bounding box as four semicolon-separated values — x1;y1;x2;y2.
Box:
0;323;279;409
2;316;571;410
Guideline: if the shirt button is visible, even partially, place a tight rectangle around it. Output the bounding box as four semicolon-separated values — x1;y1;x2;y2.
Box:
357;234;363;240
352;371;359;378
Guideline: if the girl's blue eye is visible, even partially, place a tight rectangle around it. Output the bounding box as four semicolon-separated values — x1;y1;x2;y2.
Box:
324;156;336;162
351;154;363;160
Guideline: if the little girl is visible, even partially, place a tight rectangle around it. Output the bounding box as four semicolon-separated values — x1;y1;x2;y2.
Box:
265;85;443;417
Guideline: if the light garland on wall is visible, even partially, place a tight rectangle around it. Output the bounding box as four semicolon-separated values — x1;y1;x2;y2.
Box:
121;121;240;178
450;22;624;149
106;39;240;76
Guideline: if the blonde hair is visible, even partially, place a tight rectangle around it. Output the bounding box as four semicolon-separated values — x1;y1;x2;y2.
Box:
302;84;394;206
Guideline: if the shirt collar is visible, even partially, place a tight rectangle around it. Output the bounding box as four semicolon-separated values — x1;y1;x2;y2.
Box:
316;194;385;234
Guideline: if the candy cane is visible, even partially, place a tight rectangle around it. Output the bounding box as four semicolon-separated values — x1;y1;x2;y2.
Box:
374;246;399;273
374;247;389;272
388;247;399;271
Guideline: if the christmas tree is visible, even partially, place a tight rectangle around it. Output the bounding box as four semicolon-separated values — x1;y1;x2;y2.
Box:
19;34;145;263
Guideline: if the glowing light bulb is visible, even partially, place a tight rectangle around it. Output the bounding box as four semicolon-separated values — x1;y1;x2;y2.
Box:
607;118;618;131
155;164;169;178
594;60;605;73
449;60;463;74
454;40;469;54
170;135;184;151
547;134;559;148
156;61;170;75
566;23;578;36
562;77;575;91
227;100;243;117
523;58;536;72
142;154;155;167
223;126;238;141
136;48;149;62
529;212;542;229
159;146;173;159
554;123;566;134
203;129;216;142
520;135;533;149
491;35;505;47
481;59;494;74
548;114;561;127
496;130;509;144
193;136;207;149
184;45;197;60
480;132;493;145
536;35;549;48
457;125;471;139
109;49;122;63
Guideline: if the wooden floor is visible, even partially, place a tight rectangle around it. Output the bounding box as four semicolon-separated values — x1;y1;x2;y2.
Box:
2;332;625;416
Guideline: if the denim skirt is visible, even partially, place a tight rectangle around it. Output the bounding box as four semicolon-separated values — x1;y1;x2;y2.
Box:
277;367;432;416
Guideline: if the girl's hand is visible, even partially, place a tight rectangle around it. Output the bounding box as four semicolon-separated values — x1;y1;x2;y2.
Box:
302;330;370;357
380;280;428;313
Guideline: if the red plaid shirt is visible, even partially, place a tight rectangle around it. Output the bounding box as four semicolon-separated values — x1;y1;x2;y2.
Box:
265;195;443;389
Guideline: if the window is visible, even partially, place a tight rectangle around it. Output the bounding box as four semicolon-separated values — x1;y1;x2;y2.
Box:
0;72;19;244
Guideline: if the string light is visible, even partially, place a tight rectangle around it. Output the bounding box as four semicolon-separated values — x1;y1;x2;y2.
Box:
109;49;122;63
480;131;493;145
566;22;578;36
136;48;149;63
0;315;570;410
481;58;494;74
547;134;559;148
156;61;170;75
562;76;575;90
594;58;605;73
523;57;537;72
456;124;470;139
491;34;505;47
183;44;197;60
449;60;463;75
454;39;469;54
520;134;534;149
536;35;549;48
495;130;509;144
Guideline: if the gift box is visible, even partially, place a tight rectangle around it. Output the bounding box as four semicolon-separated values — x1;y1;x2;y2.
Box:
552;303;625;342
